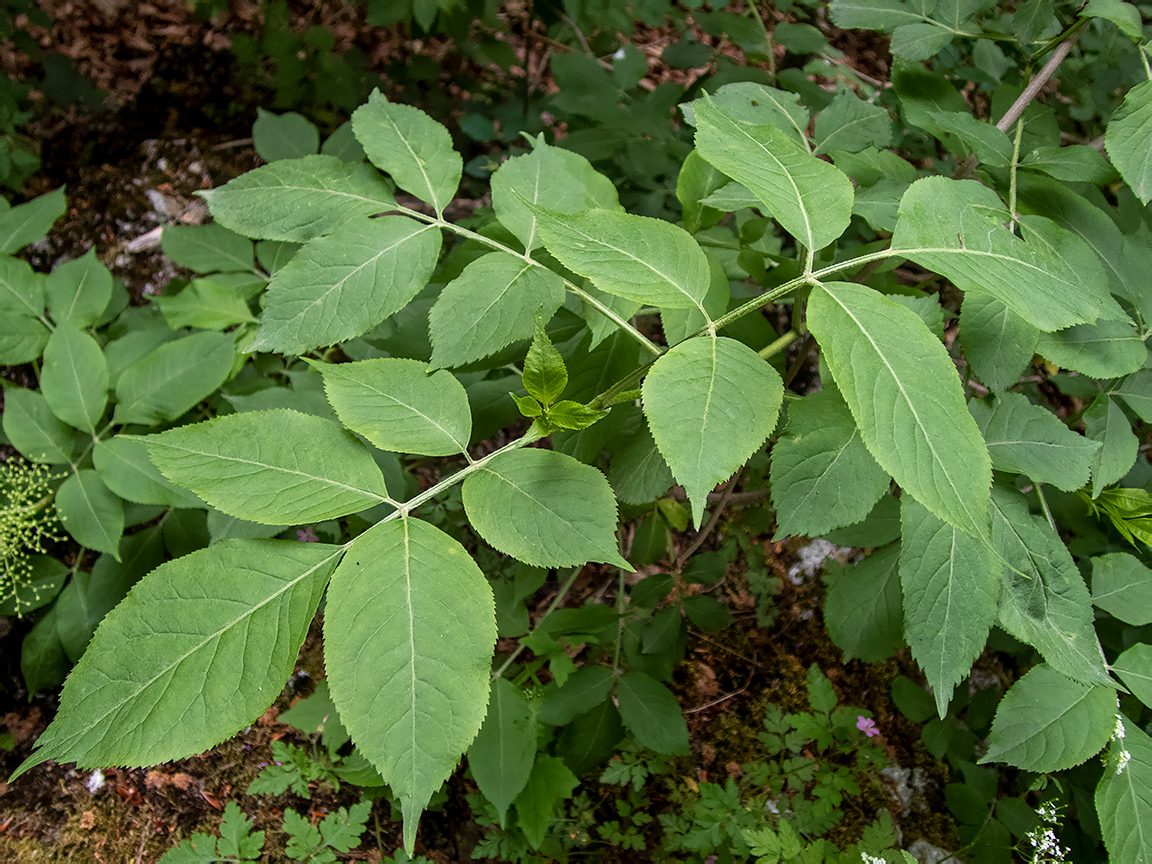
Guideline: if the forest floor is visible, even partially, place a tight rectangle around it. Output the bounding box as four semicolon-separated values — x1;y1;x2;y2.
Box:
0;3;965;861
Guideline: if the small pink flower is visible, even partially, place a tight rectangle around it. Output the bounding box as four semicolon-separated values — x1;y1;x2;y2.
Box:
297;526;319;542
857;715;880;737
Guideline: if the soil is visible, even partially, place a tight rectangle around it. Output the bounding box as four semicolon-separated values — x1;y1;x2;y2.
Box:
0;3;965;862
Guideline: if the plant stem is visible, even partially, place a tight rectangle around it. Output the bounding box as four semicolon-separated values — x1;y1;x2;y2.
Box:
491;564;583;680
675;469;741;570
1008;117;1024;233
1035;483;1058;534
759;329;798;359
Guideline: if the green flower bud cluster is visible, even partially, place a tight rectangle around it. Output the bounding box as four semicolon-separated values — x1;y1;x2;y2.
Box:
0;458;64;615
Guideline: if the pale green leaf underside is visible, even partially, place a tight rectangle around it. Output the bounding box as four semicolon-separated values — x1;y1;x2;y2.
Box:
145;409;390;525
981;664;1116;772
969;391;1100;492
893;177;1123;332
325;518;495;852
428;252;566;369
352;89;462;215
643;336;783;528
770;387;890;538
1096;722;1152;863
113;331;235;426
12;540;340;779
692;94;854;252
992;487;1112;687
462;448;629;569
531;205;710;311
313;357;471;457
899;498;999;718
252;216;441;355
808;281;991;538
200;154;396;242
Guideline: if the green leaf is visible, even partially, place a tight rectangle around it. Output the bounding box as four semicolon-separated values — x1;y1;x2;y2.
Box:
312;357;471;456
1114;370;1152;423
161;223;255;274
813;89;893;155
2;386;77;464
969;392;1100;492
462;448;629;569
992;487;1111;687
1083;0;1145;39
55;470;124;559
580;281;643;349
1113;644;1152;709
200;155;396;242
93;436;204;508
0;186;65;253
1085;396;1139;498
824;544;904;663
1036;319;1147;378
1091;553;1152;625
531;205;709;311
957;294;1039;391
324;518;495;854
691;82;809;148
769;387;891;538
893;177;1123;332
144;409;390;525
692;94;854;251
429;253;565;369
252;216;441;354
490;135;619;252
512;755;580;850
643;336;783;528
538;665;616;726
252;108;320;162
114;331;235;426
1096;720;1152;863
206;509;286;544
981;664;1116;772
0;555;67;617
676;149;727;235
545;400;609;432
41;324;107;434
154;278;258;331
523;314;567;405
615;670;689;755
352;89;462;215
45;249;113;328
1021;145;1116;184
467;678;537;827
0;256;49;364
808;281;991;538
11;540;340;781
321;120;365;163
830;0;923;30
928;111;1013;167
900;498;999;718
890;23;954;61
608;422;675;506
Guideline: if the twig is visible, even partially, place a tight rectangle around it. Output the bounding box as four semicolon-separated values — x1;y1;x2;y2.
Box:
782;332;816;389
685;668;755;714
676;469;742;570
491;565;583;679
687;628;765;668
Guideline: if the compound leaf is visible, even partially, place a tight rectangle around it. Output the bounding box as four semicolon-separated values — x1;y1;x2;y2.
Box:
808;281;991;538
11;540;340;781
900;497;1000;718
352;89;461;215
200;155;396;242
325;518;495;854
814;89;894;154
252;216;441;354
770;387;890;538
144;409;390;525
312;357;471;456
113;331;235;426
692;93;853;251
462;448;628;569
643;336;783;528
982;664;1116;772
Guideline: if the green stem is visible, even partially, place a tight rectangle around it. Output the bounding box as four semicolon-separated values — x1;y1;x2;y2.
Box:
1035;483;1058;534
1008;118;1024;233
612;565;626;673
393;204;663;356
491;564;583;680
759;329;799;359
